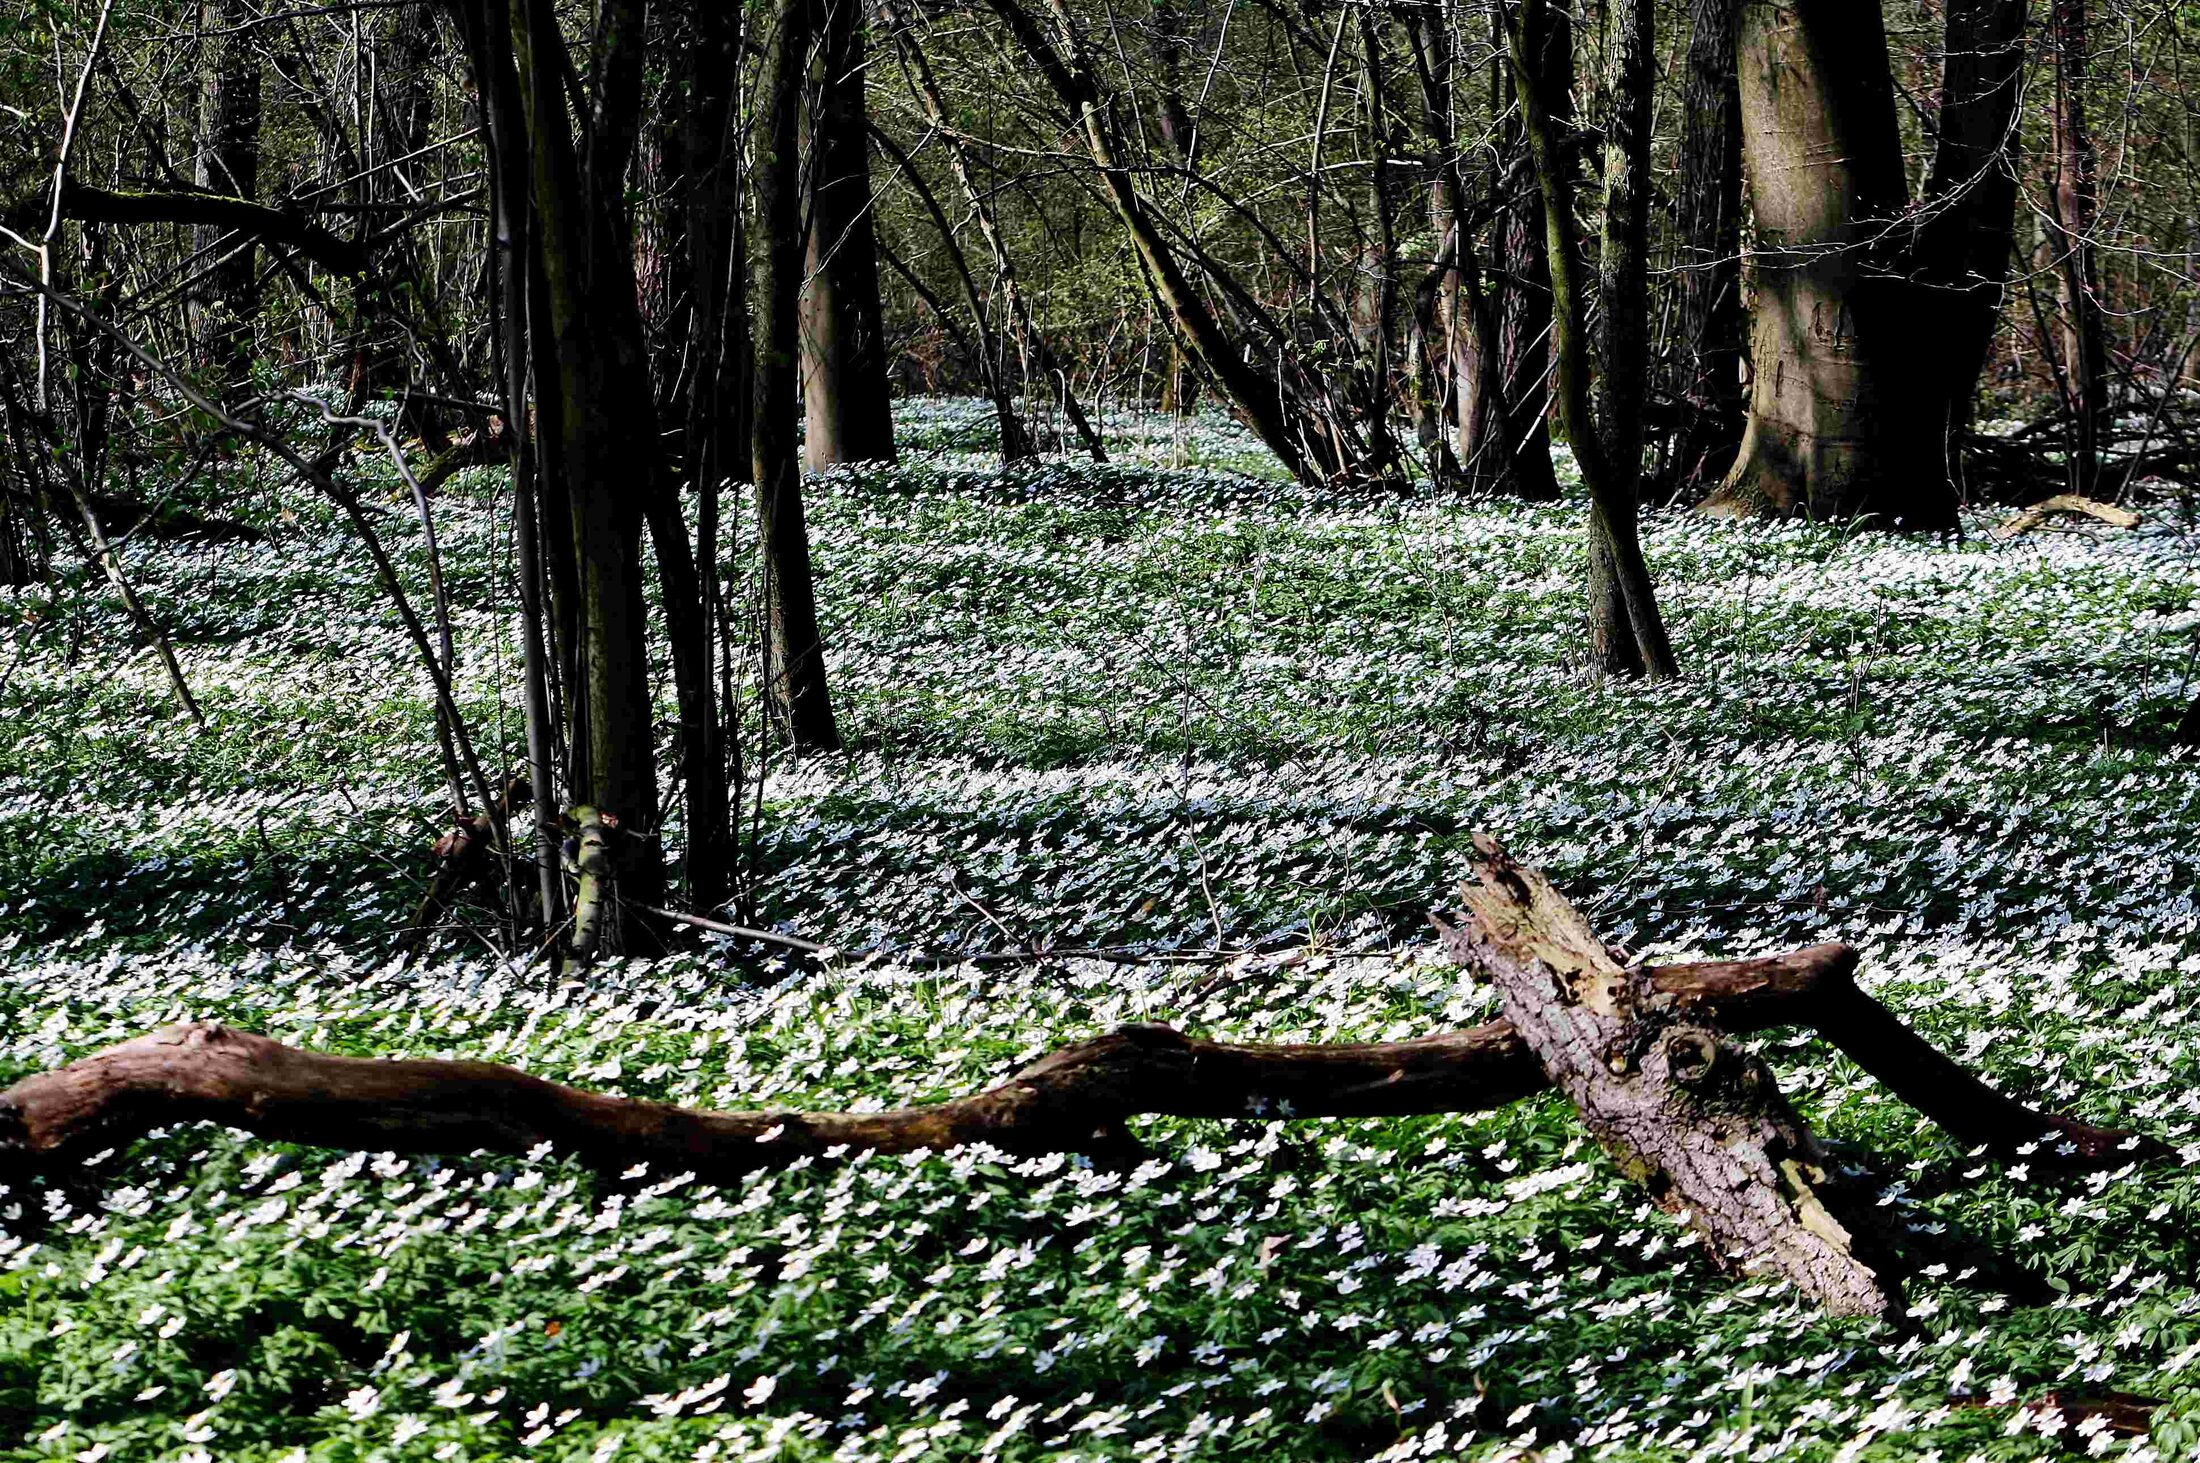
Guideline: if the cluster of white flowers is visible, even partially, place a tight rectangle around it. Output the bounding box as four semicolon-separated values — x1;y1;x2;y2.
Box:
3;400;2198;1458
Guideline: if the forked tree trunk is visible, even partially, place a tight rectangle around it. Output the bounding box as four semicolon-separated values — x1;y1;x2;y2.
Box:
756;0;844;752
985;0;1316;484
801;0;898;470
1503;0;1676;679
1666;0;1744;496
3;845;2159;1317
1707;0;1956;529
500;0;666;917
1398;8;1519;494
2048;0;2111;496
885;0;1105;461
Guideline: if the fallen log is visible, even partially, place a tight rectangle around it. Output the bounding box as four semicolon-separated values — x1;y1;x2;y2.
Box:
0;844;2163;1313
1447;839;1908;1315
1991;492;2142;539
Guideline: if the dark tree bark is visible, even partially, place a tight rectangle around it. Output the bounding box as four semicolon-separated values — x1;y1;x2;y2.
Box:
1915;0;2028;476
190;0;264;374
2049;0;2111;495
801;0;898;469
1504;0;1677;678
1706;0;1956;529
497;0;666;917
1588;0;1655;678
1489;0;1564;502
52;182;367;278
1665;0;1745;496
756;0;844;752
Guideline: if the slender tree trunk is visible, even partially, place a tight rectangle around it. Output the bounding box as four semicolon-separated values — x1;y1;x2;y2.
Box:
1666;0;1744;497
1490;0;1564;501
1354;9;1400;485
1708;0;1955;528
802;0;898;469
984;0;1317;484
756;0;844;752
1915;0;2027;484
191;0;262;375
1505;0;1677;679
1588;0;1654;678
2049;0;2110;495
869;127;1036;462
1400;6;1522;495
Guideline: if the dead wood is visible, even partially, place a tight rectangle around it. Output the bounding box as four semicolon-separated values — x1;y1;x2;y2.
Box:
1444;836;1909;1315
0;845;2164;1315
1991;491;2142;539
399;776;529;951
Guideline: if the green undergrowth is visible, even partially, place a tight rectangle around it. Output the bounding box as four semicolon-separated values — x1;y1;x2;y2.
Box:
5;398;2200;1459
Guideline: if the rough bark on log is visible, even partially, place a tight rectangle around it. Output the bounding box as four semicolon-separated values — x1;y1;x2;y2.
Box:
1446;835;1910;1316
1;938;2148;1188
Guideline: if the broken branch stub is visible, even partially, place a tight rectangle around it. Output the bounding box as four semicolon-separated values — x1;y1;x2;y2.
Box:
1443;835;1908;1318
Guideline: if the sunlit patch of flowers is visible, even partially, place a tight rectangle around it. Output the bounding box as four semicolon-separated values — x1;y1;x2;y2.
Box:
3;400;2200;1458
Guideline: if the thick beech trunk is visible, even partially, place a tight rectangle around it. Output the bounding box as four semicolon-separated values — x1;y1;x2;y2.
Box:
756;0;844;752
4;851;2154;1316
801;0;898;469
1708;0;1955;528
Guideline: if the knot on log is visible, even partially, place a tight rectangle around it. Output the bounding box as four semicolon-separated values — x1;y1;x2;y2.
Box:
1659;1029;1722;1090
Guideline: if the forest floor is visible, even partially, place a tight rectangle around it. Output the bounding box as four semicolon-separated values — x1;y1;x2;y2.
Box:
5;399;2200;1460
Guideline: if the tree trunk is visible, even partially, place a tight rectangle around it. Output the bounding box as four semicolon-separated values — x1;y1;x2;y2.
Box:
756;0;844;752
984;0;1317;485
1443;838;1906;1317
1915;0;2028;482
1504;0;1677;678
1399;8;1524;495
802;0;898;470
1587;0;1656;679
1490;0;1564;502
1666;0;1745;496
2049;0;2111;496
1353;9;1400;485
501;0;665;916
1707;0;1955;528
191;0;263;376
